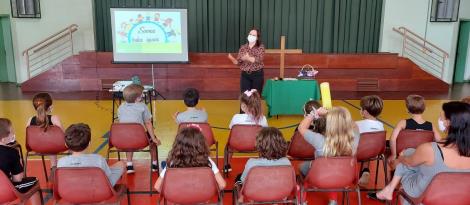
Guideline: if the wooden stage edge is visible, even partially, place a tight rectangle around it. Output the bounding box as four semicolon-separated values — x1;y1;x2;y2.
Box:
20;52;449;99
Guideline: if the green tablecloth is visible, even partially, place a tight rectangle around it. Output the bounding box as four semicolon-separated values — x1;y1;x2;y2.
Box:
262;79;321;116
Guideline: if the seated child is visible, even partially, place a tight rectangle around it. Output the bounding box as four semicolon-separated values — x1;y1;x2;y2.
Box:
298;107;360;205
355;95;384;186
389;95;441;161
229;89;268;128
58;123;124;186
154;127;226;192
118;84;161;173
238;127;291;183
295;100;326;132
174;88;208;124
0;118;41;205
27;92;64;168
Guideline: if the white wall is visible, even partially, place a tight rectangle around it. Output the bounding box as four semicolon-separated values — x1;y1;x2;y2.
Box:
380;0;470;84
0;0;95;83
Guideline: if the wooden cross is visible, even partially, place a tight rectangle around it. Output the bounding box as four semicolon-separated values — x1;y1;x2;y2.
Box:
266;36;303;79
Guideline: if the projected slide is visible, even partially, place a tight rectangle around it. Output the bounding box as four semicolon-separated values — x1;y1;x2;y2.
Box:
111;8;188;62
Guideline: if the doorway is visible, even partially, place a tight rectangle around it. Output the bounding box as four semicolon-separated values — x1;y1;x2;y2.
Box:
0;15;16;83
454;20;470;83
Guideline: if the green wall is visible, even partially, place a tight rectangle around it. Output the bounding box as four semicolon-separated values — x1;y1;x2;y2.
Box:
0;16;16;83
94;0;383;53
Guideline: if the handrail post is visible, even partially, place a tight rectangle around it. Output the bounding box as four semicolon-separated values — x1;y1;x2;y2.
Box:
401;29;406;57
26;53;30;79
69;27;74;54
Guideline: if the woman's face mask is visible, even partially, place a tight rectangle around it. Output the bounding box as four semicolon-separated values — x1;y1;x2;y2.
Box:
438;112;448;132
247;34;257;43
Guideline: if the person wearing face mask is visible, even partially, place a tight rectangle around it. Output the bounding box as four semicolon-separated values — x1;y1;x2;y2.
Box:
227;27;265;94
375;101;470;203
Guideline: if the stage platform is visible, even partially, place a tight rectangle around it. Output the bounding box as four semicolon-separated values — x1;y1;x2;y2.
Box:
20;52;449;99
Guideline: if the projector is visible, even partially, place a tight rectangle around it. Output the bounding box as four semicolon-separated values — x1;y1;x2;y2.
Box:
112;81;133;92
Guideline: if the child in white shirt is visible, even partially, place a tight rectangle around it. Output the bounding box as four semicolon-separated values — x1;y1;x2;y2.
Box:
355;95;384;186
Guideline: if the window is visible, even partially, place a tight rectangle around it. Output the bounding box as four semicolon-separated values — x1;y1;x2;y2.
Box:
11;0;41;18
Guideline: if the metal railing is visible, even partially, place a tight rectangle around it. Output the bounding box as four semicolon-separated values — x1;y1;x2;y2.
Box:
393;26;449;79
23;24;78;79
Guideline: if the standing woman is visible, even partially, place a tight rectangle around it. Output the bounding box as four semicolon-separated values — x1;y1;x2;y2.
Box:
228;28;265;93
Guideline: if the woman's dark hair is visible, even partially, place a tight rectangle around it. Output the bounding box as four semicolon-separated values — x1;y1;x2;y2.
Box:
32;93;53;131
250;27;262;47
183;88;200;107
442;101;470;157
167;127;211;168
256;127;288;160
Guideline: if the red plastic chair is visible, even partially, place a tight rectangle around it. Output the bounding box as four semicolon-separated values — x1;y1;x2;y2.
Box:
160;167;223;205
178;123;219;167
107;123;158;193
356;131;387;187
287;131;316;161
396;130;434;155
223;125;262;176
53;167;130;205
0;171;43;205
233;166;297;205
395;172;470;205
301;156;361;205
25;125;68;182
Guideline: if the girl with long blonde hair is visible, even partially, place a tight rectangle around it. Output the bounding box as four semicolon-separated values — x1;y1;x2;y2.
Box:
298;106;359;205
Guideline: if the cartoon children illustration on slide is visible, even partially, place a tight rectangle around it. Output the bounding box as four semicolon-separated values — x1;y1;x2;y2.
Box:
136;14;144;23
154;13;161;23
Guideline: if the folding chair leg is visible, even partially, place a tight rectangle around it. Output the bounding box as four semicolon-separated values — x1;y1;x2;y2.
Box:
149;152;153;196
41;155;48;182
356;188;362;205
223;146;229;177
345;192;350;205
375;158;380;187
39;188;44;205
215;142;219;168
342;192;346;205
127;188;131;205
383;155;388;184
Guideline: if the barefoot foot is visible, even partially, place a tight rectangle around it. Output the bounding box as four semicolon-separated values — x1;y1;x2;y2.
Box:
376;185;394;201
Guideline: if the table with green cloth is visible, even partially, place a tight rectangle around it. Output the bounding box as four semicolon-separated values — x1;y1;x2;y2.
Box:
262;79;321;116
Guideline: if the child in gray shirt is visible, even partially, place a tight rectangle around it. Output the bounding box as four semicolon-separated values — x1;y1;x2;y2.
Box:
58;123;124;186
174;88;208;124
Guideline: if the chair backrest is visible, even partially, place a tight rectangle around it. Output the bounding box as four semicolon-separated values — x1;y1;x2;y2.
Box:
287;131;316;160
0;171;18;204
396;130;434;154
421;172;470;205
26;125;68;154
54;167;116;204
356;131;386;161
161;167;219;204
178;123;216;147
228;125;262;151
304;156;357;189
110;123;149;151
242;166;297;202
